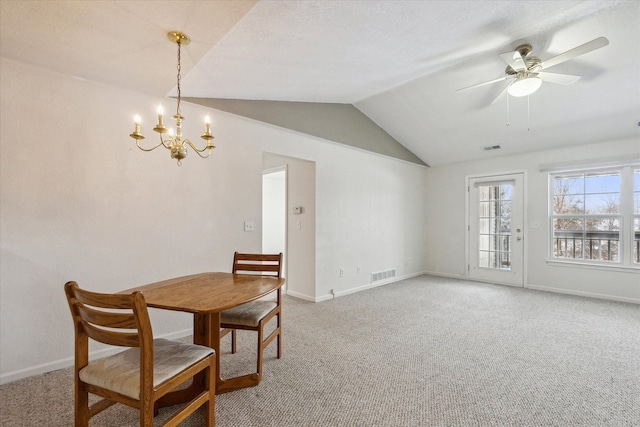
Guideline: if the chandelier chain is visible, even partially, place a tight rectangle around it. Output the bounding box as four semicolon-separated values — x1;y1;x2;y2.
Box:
176;40;182;116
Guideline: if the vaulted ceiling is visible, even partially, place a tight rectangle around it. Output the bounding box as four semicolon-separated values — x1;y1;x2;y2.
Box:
1;1;638;166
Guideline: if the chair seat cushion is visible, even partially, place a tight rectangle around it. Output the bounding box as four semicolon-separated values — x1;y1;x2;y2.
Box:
79;338;213;400
221;300;278;327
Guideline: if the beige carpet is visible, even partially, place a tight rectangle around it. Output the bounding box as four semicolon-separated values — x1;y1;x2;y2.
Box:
1;275;639;426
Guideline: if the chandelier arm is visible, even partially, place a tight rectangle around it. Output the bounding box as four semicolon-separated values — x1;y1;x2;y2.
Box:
183;138;214;158
136;139;166;152
159;134;172;149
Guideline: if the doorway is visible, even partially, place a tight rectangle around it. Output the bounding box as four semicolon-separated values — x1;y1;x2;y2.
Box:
468;173;525;287
262;167;287;286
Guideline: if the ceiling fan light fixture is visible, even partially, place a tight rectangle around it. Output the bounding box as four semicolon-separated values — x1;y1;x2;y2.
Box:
508;76;542;97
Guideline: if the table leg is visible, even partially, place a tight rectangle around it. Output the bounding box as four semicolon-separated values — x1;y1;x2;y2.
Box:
158;311;262;403
154;313;220;409
200;312;262;394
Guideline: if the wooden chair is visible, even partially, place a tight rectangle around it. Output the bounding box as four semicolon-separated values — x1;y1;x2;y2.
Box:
64;281;215;427
221;252;283;377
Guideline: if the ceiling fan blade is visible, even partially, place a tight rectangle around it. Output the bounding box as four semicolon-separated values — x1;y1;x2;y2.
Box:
456;76;508;92
541;36;609;70
537;71;581;85
500;50;527;71
490;82;513;105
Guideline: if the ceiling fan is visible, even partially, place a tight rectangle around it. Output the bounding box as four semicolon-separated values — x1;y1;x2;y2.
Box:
457;37;609;104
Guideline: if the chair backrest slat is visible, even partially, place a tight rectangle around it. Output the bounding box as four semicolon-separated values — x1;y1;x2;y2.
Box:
65;281;151;349
82;323;141;347
232;252;283;277
72;288;135;309
76;304;139;329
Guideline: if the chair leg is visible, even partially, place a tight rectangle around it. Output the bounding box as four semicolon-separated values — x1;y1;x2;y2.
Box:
277;312;282;359
256;325;263;376
75;384;90;427
206;357;215;427
231;329;237;354
141;401;154;427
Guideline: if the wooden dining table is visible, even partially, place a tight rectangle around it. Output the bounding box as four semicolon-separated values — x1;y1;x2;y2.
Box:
121;272;285;397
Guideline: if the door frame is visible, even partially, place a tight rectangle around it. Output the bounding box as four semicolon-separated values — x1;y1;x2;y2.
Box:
465;170;528;287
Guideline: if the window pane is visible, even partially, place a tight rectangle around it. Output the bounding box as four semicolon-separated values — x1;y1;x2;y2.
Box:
553;218;583;259
500;217;511;233
500;200;512;218
553;195;584;215
554;217;583;232
585;193;620;214
499;252;510;269
479;235;489;251
634;217;640;264
554;175;584;196
585;172;620;194
501;185;512;201
585;218;619;262
634;170;640;215
479;251;489;268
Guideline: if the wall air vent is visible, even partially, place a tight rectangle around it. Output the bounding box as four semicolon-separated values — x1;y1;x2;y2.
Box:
371;269;396;284
483;145;501;151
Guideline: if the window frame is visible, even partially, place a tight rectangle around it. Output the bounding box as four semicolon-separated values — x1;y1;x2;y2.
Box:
548;165;639;270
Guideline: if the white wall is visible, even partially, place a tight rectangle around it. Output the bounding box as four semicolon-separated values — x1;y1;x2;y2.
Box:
424;138;640;302
0;57;429;383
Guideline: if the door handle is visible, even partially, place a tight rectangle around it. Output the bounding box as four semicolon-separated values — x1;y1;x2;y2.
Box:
517;236;522;241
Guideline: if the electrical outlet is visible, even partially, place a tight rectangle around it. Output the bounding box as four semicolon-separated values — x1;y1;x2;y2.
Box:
244;221;254;232
356;266;361;274
339;269;344;277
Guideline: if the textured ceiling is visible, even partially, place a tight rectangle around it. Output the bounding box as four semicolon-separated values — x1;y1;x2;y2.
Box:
1;0;638;166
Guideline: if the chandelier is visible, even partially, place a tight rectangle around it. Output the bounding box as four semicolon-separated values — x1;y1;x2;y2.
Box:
129;31;214;166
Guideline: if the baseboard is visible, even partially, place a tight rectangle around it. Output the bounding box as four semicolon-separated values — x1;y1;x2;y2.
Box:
285;289;317;302
423;271;640;304
317;271;427;302
0;328;192;385
526;283;640;304
421;270;467;280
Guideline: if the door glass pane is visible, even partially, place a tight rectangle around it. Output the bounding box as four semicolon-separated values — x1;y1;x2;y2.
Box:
477;183;512;270
634;170;640;214
634;217;640;264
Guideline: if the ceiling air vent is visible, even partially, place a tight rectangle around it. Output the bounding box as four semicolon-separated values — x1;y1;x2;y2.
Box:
483;145;501;151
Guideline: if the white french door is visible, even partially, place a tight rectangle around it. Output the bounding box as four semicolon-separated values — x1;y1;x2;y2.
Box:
468;173;524;287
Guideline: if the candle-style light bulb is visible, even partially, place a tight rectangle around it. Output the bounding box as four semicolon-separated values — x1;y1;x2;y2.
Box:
156;105;164;127
201;115;214;142
204;115;211;134
130;115;144;140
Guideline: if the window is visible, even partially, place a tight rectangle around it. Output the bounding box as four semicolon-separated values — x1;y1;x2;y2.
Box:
478;183;513;269
550;165;638;268
634;168;640;263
